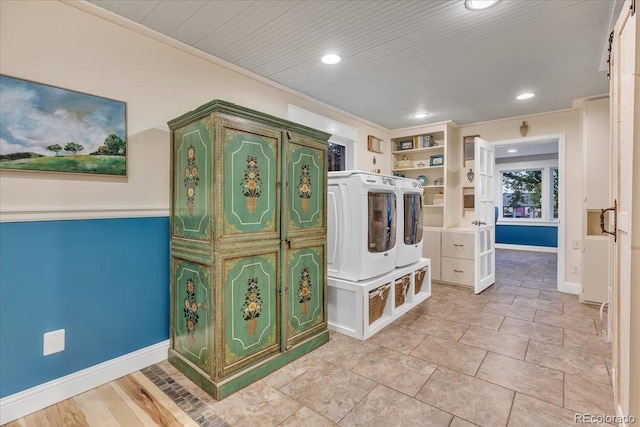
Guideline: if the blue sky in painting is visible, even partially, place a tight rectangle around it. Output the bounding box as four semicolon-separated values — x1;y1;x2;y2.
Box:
0;75;125;156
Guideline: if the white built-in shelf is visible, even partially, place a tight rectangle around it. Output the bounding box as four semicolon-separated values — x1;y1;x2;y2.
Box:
392;165;444;172
423;204;444;208
392;146;444;155
423;185;444;188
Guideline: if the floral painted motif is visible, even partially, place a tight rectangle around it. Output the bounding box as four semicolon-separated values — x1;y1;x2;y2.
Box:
298;267;312;315
241;277;262;336
241;156;262;214
184;145;199;215
298;164;312;212
183;278;199;348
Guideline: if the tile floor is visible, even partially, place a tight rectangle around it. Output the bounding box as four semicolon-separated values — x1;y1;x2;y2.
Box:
147;249;615;426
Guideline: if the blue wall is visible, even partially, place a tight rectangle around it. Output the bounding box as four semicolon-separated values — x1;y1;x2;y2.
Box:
496;224;557;247
0;217;169;397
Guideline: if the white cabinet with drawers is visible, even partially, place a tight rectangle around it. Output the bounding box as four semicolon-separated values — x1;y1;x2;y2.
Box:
440;229;475;287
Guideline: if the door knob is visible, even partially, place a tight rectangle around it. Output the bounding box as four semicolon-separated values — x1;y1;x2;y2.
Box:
472;220;486;226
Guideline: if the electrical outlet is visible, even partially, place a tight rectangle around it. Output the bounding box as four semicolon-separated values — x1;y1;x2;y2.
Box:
572;240;581;249
43;329;65;356
571;262;580;274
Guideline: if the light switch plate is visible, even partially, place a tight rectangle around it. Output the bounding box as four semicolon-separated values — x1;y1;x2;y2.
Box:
43;329;65;355
571;262;581;274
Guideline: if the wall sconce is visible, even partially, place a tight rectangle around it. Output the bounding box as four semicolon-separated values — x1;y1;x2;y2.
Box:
520;121;529;137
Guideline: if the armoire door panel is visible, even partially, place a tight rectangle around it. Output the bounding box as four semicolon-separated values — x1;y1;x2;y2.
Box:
221;248;280;377
172;258;212;373
220;124;280;241
283;240;327;346
172;120;213;241
285;138;326;238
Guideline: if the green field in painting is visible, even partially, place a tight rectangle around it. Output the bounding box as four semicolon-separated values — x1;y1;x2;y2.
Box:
0;155;126;175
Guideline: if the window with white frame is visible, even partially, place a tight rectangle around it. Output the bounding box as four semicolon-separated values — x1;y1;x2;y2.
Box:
497;160;558;222
287;105;357;171
502;169;543;218
327;140;347;171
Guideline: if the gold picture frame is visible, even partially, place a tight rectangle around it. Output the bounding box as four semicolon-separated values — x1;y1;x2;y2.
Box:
368;135;383;154
463;135;479;166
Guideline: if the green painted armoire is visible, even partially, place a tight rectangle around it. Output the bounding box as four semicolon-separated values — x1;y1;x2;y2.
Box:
167;100;330;399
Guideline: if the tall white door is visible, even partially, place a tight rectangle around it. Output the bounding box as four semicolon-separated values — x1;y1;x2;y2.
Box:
609;0;637;418
473;137;496;294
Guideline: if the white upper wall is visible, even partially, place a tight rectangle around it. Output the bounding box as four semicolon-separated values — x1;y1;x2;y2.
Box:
0;0;388;221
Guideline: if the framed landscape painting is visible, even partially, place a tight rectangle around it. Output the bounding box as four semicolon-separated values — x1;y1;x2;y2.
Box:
0;75;127;176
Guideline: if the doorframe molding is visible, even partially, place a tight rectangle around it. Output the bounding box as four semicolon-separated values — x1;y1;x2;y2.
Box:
490;133;566;292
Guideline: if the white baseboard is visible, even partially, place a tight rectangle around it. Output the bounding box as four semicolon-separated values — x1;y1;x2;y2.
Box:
495;243;558;253
558;281;581;295
0;340;169;424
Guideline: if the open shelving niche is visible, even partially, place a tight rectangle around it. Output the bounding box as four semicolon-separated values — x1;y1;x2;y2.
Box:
389;121;460;229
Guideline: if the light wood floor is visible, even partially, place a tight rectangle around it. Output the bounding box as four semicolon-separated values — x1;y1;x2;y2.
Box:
4;372;197;427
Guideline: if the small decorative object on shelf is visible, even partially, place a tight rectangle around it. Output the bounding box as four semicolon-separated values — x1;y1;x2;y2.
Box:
393;172;406;177
433;177;445;186
416;175;428;185
396;154;413;169
433;193;444;206
398;139;414;150
425;134;434;147
416;134;435;148
430;154;444;166
467;168;475;182
416;161;426;168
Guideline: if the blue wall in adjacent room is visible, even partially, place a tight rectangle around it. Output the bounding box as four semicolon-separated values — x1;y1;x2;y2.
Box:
0;217;169;397
496;225;558;248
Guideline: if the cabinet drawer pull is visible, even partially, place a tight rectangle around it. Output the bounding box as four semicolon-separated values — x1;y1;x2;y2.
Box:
453;244;464;247
453;269;464;273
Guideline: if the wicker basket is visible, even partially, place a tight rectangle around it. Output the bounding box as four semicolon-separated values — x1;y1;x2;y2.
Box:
414;266;428;294
394;275;411;308
368;283;391;324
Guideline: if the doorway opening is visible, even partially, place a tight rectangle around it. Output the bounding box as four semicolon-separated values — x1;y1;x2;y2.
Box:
490;134;567;294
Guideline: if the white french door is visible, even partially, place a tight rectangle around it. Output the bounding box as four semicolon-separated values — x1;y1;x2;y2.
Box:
473;137;496;294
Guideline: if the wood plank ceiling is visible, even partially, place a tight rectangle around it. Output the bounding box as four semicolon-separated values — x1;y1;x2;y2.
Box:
89;0;619;130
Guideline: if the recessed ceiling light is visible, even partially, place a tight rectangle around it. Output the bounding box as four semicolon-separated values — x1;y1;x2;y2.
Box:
321;54;341;64
412;112;429;119
465;0;500;10
516;92;535;100
507;149;518;153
